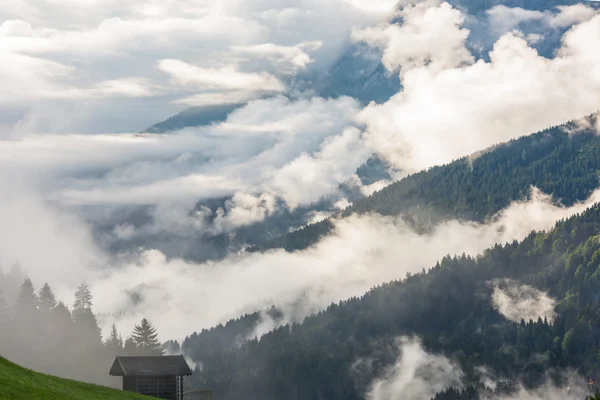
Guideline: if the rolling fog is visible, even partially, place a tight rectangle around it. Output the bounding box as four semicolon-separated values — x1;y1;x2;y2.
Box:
1;0;600;398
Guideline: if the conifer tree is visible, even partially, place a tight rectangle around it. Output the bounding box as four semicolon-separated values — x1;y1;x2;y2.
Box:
73;283;93;311
124;337;138;356
15;278;37;314
131;318;164;356
72;283;102;346
105;324;124;353
38;283;57;313
12;279;40;365
4;263;25;305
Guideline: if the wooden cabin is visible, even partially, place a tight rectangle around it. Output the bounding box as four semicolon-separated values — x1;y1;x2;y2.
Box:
109;355;192;400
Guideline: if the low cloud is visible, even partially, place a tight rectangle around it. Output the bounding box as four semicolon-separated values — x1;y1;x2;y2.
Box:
491;279;557;323
367;336;463;400
81;186;600;341
354;0;474;75
483;375;589;400
356;2;600;173
363;336;589;400
158;59;285;93
231;41;323;73
486;4;597;33
0;0;396;132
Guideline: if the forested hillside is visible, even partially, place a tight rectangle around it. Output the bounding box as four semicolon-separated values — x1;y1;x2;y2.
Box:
252;116;600;252
185;202;600;400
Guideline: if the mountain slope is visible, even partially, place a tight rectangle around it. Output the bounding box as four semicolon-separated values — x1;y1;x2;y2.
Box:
185;202;600;400
143;103;243;133
0;356;150;400
251;115;600;252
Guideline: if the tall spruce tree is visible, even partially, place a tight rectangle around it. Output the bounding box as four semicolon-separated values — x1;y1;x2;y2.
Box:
12;279;40;367
72;283;102;346
15;278;37;314
38;283;57;313
131;318;164;356
4;263;25;306
73;283;93;311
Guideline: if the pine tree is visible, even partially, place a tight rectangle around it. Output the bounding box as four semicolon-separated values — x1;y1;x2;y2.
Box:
72;283;102;347
4;263;25;305
12;279;39;366
73;283;93;311
14;278;38;320
38;283;57;313
124;337;138;355
131;318;164;356
105;324;124;354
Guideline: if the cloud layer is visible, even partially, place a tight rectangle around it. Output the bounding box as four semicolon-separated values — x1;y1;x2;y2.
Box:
356;1;600;173
491;279;557;324
365;336;589;400
1;0;600;349
0;0;396;133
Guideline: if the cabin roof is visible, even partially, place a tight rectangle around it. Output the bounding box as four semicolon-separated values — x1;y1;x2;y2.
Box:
109;355;192;376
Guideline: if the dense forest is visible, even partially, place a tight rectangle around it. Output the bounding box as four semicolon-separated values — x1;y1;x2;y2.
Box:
0;272;164;387
182;202;600;399
251;115;600;252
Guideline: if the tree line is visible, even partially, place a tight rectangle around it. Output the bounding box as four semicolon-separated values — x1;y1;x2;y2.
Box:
0;276;164;387
182;201;600;400
251;116;600;253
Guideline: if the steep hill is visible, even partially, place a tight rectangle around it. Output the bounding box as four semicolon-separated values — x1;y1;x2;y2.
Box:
143;103;243;133
0;356;150;400
251;115;600;252
185;202;600;400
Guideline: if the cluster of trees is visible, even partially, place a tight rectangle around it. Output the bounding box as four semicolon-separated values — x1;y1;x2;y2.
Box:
252;117;600;252
181;201;600;399
0;276;163;386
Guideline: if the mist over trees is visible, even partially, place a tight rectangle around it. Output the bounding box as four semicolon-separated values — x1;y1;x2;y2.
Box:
252;119;600;253
0;276;165;387
181;203;600;399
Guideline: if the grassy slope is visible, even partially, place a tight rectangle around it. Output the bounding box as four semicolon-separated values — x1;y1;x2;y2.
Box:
0;356;152;400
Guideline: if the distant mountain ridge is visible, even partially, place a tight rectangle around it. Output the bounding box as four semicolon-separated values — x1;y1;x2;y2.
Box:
144;0;588;134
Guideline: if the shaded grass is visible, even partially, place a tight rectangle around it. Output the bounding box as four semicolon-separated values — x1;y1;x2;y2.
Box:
0;356;153;400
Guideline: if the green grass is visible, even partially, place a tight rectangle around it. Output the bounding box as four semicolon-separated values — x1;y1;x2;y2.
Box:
0;356;153;400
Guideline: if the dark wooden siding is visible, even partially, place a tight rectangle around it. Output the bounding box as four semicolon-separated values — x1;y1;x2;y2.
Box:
123;375;183;400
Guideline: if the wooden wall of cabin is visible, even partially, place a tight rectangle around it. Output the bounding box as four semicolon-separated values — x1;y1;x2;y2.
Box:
122;375;181;400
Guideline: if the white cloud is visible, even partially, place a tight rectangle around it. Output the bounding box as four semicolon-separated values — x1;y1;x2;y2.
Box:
367;337;463;400
353;0;474;75
491;279;557;323
0;0;394;132
358;6;600;173
0;95;363;239
231;41;323;72
82;185;600;340
270;127;370;208
486;4;597;33
364;336;588;400
158;60;285;92
172;91;263;107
